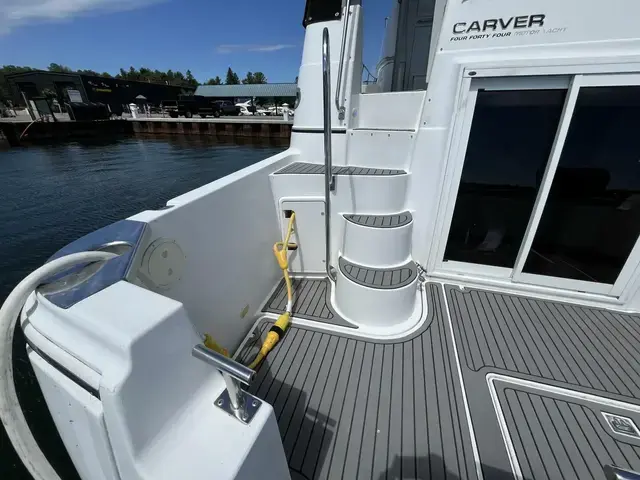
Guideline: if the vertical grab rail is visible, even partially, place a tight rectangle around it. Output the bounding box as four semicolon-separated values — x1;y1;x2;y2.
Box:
334;0;351;121
322;27;336;281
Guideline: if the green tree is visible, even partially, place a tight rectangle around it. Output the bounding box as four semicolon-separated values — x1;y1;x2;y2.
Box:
139;67;151;82
0;65;35;102
48;63;72;73
206;76;222;85
252;72;267;84
185;69;198;87
76;69;100;76
225;67;240;85
242;72;255;84
101;72;112;78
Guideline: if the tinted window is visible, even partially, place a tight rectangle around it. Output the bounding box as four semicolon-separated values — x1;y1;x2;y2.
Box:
444;88;567;268
522;86;640;283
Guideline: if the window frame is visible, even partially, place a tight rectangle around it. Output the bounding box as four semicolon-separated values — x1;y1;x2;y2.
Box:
431;73;640;297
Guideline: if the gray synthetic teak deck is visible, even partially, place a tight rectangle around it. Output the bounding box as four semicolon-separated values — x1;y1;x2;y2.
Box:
242;284;477;480
445;285;640;401
274;162;406;176
344;212;412;228
338;257;417;289
494;379;640;479
445;284;640;479
263;278;356;328
249;281;640;479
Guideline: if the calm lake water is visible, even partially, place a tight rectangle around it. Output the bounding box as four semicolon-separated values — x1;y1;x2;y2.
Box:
0;136;285;479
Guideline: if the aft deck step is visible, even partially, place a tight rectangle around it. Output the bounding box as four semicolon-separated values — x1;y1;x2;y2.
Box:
338;257;417;289
274;162;406;176
344;211;412;228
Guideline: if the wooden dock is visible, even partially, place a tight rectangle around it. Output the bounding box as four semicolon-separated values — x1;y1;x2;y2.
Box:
0;116;293;147
128;117;292;140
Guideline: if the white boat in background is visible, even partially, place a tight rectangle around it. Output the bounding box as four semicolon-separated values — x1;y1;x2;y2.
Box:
236;100;267;116
2;0;640;479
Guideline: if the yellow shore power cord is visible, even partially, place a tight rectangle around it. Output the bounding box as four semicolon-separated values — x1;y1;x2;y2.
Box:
248;212;296;370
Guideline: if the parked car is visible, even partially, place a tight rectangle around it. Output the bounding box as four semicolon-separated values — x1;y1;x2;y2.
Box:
160;100;178;117
213;100;241;116
177;95;221;118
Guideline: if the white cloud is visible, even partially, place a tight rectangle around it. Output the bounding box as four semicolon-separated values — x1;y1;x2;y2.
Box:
0;0;164;33
216;44;296;54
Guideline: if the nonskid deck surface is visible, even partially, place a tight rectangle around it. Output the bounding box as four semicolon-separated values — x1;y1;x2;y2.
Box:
344;212;412;228
243;284;476;480
245;282;640;479
445;285;640;400
445;285;640;479
274;161;406;176
263;277;357;329
338;257;417;289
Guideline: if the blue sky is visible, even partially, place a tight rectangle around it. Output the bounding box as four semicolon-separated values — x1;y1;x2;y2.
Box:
0;0;389;83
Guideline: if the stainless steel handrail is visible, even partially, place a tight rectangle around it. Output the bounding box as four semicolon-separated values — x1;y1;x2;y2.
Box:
192;344;254;385
192;344;260;423
322;27;336;281
334;0;351;121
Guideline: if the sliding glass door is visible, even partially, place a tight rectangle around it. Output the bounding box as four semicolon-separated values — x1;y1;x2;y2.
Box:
513;74;640;295
439;74;640;297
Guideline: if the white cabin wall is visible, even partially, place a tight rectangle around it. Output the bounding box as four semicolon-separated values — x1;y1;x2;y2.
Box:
353;90;424;130
426;0;447;82
289;131;347;165
408;0;640;308
294;2;363;132
294;21;344;130
345;4;364;128
292;2;363;168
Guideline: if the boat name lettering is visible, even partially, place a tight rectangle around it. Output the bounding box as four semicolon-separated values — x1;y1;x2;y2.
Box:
452;14;545;35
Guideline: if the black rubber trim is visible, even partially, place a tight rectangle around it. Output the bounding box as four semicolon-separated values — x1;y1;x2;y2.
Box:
25;337;100;399
291;128;347;134
302;0;341;27
269;325;285;338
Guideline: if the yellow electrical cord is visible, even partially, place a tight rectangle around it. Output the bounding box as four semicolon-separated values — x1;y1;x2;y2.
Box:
248;213;296;370
203;333;229;357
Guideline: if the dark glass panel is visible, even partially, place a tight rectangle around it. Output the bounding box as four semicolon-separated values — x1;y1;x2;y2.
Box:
523;86;640;284
444;88;567;267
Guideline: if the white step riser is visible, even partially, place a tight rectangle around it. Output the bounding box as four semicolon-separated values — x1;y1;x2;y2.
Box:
339;219;413;267
334;268;418;329
270;174;408;214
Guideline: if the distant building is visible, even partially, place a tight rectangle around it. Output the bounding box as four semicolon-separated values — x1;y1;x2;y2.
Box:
5;71;195;112
195;83;297;104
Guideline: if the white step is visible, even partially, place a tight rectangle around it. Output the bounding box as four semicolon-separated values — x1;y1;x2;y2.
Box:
340;212;413;267
270;162;409;214
333;256;419;329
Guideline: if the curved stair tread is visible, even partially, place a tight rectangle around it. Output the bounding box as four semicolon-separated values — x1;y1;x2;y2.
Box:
339;257;417;289
344;211;412;228
275;162;406;176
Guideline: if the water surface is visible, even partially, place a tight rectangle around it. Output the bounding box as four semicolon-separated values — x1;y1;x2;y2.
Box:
0;136;285;479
